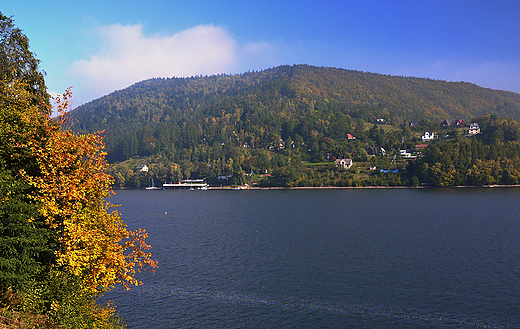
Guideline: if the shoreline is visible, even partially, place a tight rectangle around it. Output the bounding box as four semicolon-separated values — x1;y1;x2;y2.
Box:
208;184;520;190
114;184;520;190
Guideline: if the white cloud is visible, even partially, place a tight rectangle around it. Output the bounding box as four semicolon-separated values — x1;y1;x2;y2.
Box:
68;24;238;103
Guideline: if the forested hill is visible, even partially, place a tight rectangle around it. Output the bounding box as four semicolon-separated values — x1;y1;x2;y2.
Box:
70;64;520;163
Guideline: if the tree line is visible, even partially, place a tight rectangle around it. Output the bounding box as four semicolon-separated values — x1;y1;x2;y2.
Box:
103;112;520;188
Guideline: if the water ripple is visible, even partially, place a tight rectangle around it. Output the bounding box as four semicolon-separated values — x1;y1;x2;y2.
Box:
125;284;518;328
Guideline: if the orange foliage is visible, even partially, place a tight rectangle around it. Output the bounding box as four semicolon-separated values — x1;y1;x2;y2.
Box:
20;87;157;293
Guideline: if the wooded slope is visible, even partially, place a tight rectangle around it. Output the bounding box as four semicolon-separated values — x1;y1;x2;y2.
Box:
70;64;520;163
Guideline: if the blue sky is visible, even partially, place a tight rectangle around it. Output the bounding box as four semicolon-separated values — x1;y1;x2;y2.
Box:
4;0;520;107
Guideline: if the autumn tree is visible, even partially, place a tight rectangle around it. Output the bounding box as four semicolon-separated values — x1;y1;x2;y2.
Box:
26;86;157;287
0;14;156;328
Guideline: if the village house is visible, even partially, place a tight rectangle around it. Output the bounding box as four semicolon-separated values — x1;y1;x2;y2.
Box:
347;134;356;140
335;158;353;170
278;139;285;150
440;119;452;127
136;164;148;172
399;149;413;158
421;132;435;141
469;123;480;135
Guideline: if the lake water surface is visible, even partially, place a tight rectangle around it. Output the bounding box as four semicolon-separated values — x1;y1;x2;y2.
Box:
102;188;520;328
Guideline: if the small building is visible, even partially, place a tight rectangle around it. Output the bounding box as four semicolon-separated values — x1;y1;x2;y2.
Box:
400;149;412;158
335;158;353;170
421;132;435;141
347;134;356;140
440;119;452;127
409;120;419;127
455;119;465;126
136;164;148;172
469;123;480;135
278;139;285;150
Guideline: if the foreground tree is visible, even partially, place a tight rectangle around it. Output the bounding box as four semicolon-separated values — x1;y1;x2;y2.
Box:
1;75;157;329
0;13;49;105
0;14;156;328
21;88;157;293
0;73;53;303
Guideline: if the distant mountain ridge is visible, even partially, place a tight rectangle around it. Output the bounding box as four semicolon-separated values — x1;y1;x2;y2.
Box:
70;64;520;162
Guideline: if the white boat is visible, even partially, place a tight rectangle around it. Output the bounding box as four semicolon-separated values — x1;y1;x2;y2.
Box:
146;178;161;190
163;178;208;190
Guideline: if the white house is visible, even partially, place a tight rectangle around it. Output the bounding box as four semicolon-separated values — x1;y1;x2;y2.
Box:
421;132;435;141
335;158;353;170
400;149;412;158
136;164;148;172
469;123;480;135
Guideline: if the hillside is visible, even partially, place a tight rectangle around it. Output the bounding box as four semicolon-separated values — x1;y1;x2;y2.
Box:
67;64;520;188
70;65;520;162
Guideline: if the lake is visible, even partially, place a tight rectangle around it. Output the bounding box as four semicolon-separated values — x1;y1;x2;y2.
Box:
102;187;520;328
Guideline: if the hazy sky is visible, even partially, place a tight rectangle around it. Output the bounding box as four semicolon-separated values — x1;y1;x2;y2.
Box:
4;0;520;106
